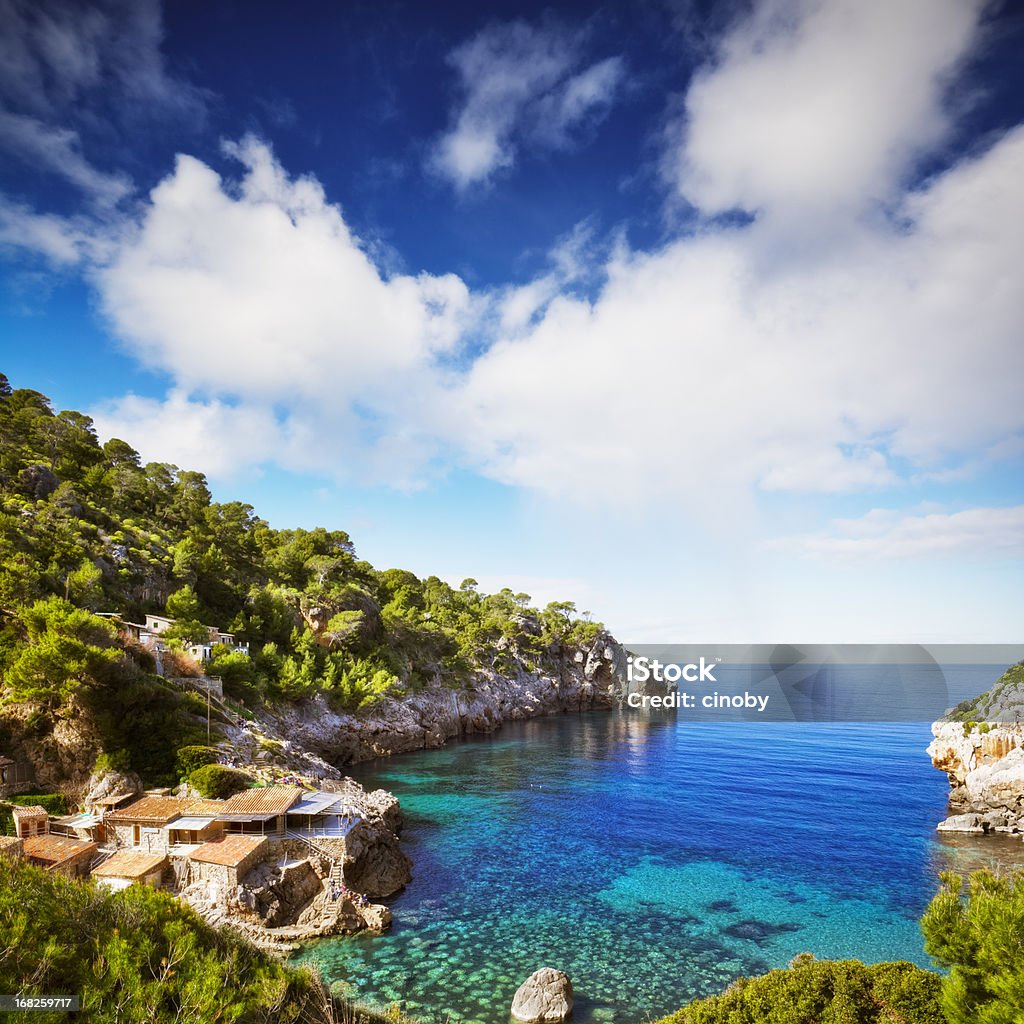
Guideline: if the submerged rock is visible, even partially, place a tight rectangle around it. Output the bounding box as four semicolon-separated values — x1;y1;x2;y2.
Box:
511;968;574;1022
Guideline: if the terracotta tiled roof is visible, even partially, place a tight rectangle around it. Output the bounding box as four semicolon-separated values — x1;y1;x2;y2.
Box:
0;836;22;852
105;796;189;825
92;850;167;879
188;834;267;867
184;799;229;816
23;834;96;865
219;786;301;816
11;804;47;819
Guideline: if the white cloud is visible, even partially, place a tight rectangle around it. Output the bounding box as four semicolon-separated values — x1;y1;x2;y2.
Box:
0;110;130;205
430;20;624;189
448;124;1024;508
89;390;281;479
667;0;986;218
0;0;200;117
774;505;1024;560
93;136;474;485
0;196;100;265
0;0;202;207
0;0;1010;552
77;115;1024;518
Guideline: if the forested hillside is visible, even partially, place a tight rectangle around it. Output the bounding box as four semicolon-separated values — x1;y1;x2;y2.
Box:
0;371;602;783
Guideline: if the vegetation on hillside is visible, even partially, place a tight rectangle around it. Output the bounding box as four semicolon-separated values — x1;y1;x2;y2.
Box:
945;660;1024;724
0;371;603;784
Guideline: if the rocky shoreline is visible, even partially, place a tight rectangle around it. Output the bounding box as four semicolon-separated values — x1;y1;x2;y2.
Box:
3;633;623;947
928;662;1024;836
266;632;622;766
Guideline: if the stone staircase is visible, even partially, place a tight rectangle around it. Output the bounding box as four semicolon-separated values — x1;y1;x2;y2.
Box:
285;830;346;900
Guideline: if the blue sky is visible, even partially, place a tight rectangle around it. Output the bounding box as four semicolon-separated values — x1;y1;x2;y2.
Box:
1;0;1022;642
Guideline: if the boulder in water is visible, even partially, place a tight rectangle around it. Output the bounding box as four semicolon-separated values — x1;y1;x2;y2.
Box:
511;968;573;1022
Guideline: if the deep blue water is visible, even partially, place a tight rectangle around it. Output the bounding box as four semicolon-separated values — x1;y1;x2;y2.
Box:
295;668;1024;1023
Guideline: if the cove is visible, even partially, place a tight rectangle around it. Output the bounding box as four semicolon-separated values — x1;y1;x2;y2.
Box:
294;704;1024;1023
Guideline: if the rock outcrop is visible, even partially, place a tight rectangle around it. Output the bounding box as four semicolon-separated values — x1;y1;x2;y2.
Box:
511;968;574;1022
268;631;624;766
928;661;1024;834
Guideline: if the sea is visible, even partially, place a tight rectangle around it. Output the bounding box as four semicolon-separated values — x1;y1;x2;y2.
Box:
293;664;1024;1023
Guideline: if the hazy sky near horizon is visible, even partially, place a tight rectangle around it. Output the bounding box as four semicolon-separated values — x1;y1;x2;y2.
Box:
1;0;1022;642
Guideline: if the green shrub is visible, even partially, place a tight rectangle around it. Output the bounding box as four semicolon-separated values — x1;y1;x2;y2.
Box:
922;869;1024;1024
175;744;221;778
655;956;943;1024
9;792;69;816
93;748;131;775
188;763;253;799
0;860;335;1021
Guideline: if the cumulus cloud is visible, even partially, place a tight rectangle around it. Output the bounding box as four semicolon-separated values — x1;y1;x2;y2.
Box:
774;505;1024;560
94;136;474;484
430;20;624;189
449;125;1024;506
666;0;986;218
80;111;1024;512
89;391;282;480
0;0;1011;554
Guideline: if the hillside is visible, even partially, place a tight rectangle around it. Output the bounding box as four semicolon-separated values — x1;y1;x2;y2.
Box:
0;371;618;793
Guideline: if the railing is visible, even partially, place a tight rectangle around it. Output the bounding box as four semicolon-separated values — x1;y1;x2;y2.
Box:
283;830;348;900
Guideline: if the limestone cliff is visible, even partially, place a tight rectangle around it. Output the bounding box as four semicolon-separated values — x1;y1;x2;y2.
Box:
928;661;1024;834
263;631;623;765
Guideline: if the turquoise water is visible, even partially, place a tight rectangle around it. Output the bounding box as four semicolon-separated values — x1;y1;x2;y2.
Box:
295;694;1023;1023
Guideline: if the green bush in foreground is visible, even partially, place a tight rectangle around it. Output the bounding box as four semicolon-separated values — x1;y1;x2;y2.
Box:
0;860;330;1024
922;870;1024;1024
655;956;944;1024
188;763;254;798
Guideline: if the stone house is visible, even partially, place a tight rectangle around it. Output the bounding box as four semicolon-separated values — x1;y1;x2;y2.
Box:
105;796;190;852
92;850;168;891
23;834;97;878
0;755;32;798
187;835;268;888
11;805;49;839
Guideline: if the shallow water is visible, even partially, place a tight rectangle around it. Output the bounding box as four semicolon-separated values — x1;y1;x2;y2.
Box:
295;673;1021;1023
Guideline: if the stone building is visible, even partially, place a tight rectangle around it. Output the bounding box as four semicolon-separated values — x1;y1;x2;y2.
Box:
0;755;32;798
105;795;190;852
187;835;268;888
11;805;48;839
22;834;97;878
92;850;168;891
218;786;303;837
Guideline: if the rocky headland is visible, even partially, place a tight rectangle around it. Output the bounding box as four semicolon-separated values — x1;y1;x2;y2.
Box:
928;661;1024;835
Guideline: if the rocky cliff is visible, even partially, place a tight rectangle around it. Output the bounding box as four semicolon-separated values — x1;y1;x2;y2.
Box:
928;661;1024;834
263;631;623;766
